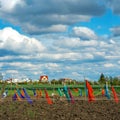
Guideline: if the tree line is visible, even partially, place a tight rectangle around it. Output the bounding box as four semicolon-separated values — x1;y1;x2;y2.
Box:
98;73;120;85
0;73;120;85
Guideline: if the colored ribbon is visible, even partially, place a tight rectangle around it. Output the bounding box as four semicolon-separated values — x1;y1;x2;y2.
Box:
44;89;53;104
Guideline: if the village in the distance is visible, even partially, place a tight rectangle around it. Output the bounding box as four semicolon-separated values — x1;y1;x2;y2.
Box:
0;72;120;85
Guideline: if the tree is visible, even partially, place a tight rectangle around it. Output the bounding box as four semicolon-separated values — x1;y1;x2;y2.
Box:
113;77;119;85
98;73;106;84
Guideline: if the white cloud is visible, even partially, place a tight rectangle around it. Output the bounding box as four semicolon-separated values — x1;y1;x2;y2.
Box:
1;0;120;80
72;72;80;77
0;0;106;34
0;0;25;12
6;70;19;74
108;0;120;15
44;63;60;71
104;63;114;67
0;27;46;54
109;39;116;44
72;26;97;39
0;25;120;80
54;37;98;49
0;56;14;60
33;71;42;75
24;24;68;34
36;52;94;61
40;24;68;33
7;62;43;72
105;56;120;60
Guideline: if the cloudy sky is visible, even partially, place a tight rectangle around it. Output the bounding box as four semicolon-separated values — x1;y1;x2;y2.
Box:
0;0;120;81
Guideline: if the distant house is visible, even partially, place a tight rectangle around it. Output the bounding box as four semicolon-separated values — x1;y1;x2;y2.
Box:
6;78;12;83
59;78;72;83
40;75;48;82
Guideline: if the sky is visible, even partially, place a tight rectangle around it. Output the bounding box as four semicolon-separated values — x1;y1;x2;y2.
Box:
0;0;120;81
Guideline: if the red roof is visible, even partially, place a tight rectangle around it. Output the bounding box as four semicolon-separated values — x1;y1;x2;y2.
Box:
40;75;48;81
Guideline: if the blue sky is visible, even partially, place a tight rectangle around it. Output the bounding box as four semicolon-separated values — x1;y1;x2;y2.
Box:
0;0;120;81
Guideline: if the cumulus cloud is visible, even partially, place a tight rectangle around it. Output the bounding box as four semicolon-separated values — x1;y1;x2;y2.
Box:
104;63;114;67
1;0;120;80
20;23;69;34
72;27;97;39
6;69;19;74
0;24;120;80
0;27;45;55
0;0;106;34
40;24;68;33
108;0;120;15
54;37;98;49
110;26;120;36
0;0;25;12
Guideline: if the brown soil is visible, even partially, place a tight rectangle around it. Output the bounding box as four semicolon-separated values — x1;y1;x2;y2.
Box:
0;96;120;120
